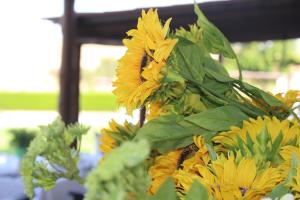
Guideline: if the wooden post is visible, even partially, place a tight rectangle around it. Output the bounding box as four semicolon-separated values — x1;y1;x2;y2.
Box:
59;0;80;124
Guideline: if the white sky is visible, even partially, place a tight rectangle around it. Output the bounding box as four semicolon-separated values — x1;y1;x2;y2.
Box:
0;0;298;92
0;0;214;92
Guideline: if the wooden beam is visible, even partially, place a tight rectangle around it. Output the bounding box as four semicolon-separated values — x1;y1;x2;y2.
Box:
49;0;300;45
59;0;80;124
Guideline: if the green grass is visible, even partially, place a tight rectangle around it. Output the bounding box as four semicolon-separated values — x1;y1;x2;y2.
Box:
0;92;117;111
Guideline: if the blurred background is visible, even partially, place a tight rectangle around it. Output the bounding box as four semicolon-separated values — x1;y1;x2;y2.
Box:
0;0;299;199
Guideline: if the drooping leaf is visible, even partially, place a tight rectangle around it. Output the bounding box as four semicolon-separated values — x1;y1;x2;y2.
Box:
185;106;249;131
242;82;282;107
173;38;207;84
202;76;232;96
194;4;235;59
203;57;234;82
152;136;194;154
185;181;209;200
135;114;213;146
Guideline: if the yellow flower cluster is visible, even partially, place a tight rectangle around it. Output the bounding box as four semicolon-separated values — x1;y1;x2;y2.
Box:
149;117;300;199
214;116;300;149
113;9;178;114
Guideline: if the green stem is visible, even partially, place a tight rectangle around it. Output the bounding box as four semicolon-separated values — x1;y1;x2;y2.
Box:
236;57;243;81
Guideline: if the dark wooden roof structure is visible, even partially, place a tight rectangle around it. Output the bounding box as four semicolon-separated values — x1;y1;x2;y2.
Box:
56;0;300;124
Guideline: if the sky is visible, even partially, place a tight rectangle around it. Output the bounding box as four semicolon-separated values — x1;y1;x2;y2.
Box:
0;0;298;92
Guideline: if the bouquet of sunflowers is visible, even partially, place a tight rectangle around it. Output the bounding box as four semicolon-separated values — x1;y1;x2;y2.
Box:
21;5;300;200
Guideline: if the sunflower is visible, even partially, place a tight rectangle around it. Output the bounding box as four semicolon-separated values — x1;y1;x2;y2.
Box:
147;101;162;121
275;90;300;109
175;154;282;200
213;116;300;150
113;9;178;114
99;120;119;154
180;136;210;172
99;120;137;154
149;149;182;194
279;144;300;179
288;166;300;198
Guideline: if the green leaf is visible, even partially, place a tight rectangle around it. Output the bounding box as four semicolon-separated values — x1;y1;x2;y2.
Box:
174;38;207;84
194;4;235;59
185;106;249;131
185;181;209;200
285;154;299;184
267;184;290;198
269;132;283;162
205;143;217;161
203;57;234;82
202;76;232;96
245;132;255;155
236;136;246;156
242;83;282;107
151;178;178;200
135;115;213;148
152;136;194;154
164;68;186;84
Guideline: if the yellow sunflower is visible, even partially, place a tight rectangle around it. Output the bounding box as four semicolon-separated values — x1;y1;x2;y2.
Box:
99;120;135;154
279;144;300;179
275;90;300;109
181;136;210;172
99;120;119;154
213;116;300;149
288;166;300;198
147;101;163;121
113;9;178;114
175;154;282;200
149;149;182;194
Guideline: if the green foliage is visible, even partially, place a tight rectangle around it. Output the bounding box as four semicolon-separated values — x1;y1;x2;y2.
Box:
84;140;151;200
134;114;214;153
0;92;117;111
194;4;236;59
9;128;36;149
150;178;179;200
267;185;291;199
175;38;207;84
185;106;249;131
227;40;300;72
184;181;209;200
20;118;89;198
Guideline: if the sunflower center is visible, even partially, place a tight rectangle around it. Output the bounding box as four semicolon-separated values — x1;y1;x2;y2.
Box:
239;186;248;196
139;53;148;82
